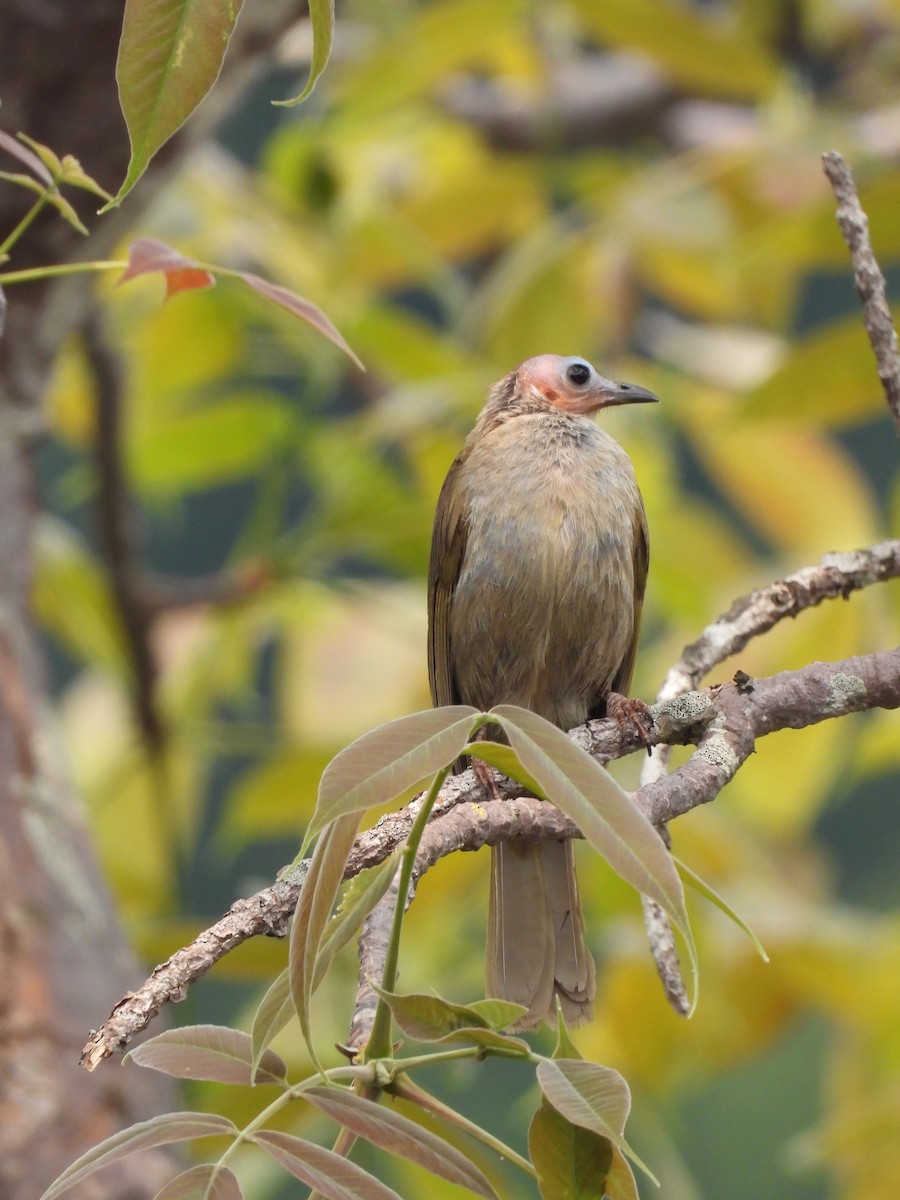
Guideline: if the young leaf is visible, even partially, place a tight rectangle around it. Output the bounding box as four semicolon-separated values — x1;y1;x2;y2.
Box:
674;855;769;961
374;987;530;1053
110;0;245;207
238;272;364;369
39;1113;238;1200
16;132;63;177
127;1025;287;1086
536;1060;657;1184
491;705;697;1009
309;706;478;839
119;238;215;298
0;129;53;184
529;1097;613;1200
251;968;293;1073
290;812;362;1066
458;739;547;798
153;1163;243;1200
552;1004;583;1061
304;1086;498;1198
252;1129;404;1200
275;0;334;105
465;999;529;1031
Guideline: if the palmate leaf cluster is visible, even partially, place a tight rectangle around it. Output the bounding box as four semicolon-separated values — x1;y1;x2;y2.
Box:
8;0;900;1198
44;704;710;1200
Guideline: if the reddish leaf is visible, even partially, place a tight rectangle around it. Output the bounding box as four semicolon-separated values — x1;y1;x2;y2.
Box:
239;271;363;369
153;1164;243;1200
111;0;244;206
127;1024;287;1086
305;1087;498;1198
40;1113;237;1200
253;1130;404;1200
119;238;215;297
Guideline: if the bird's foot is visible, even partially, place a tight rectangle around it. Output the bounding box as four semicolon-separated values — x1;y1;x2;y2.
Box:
471;754;504;801
605;692;654;749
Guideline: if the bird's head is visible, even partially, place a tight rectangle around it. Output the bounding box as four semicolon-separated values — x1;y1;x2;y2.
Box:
516;355;659;416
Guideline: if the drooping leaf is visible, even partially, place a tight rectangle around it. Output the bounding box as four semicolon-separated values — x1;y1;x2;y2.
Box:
119;238;216;298
529;1096;613;1200
374;988;530;1053
275;0;335;105
127;1025;287;1086
251;968;293;1073
552;1005;583;1061
490;705;696;1007
290;812;361;1065
536;1060;657;1184
308;706;478;839
39;1113;237;1200
153;1164;243;1200
674;855;769;962
304;1086;498;1198
238;271;363;369
252;1129;404;1200
110;0;245;207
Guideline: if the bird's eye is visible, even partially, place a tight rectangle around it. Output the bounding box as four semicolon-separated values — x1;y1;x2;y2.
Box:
565;361;592;387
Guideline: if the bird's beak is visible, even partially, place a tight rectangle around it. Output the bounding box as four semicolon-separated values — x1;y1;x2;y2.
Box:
594;380;660;409
557;378;660;415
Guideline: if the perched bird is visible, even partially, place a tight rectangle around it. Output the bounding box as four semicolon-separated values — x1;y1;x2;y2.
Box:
428;354;657;1029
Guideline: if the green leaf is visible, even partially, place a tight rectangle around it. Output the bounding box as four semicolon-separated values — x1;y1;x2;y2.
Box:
529;1097;612;1200
552;1005;583;1061
459;740;547;798
308;706;479;840
16;132;63;177
290;813;361;1066
109;0;245;208
674;856;769;962
127;1025;287;1086
251;968;294;1076
304;1086;498;1198
39;1113;237;1200
536;1060;657;1185
274;0;335;105
252;1129;404;1200
465;999;529;1031
490;705;697;1009
153;1164;243;1200
374;988;530;1053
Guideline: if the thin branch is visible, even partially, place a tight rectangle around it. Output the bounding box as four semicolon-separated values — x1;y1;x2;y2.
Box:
822;150;900;437
81;645;900;1067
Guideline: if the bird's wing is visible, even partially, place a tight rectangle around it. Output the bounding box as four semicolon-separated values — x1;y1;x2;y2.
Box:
427;455;469;706
610;497;650;697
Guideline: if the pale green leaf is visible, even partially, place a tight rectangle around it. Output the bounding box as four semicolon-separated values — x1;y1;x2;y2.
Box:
153;1164;242;1200
309;707;478;839
674;856;769;962
275;0;334;105
253;1130;404;1200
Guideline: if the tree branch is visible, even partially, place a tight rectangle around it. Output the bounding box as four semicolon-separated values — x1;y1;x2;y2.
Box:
81;643;900;1067
822;150;900;438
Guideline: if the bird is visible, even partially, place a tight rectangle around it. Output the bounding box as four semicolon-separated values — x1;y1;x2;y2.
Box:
427;353;657;1029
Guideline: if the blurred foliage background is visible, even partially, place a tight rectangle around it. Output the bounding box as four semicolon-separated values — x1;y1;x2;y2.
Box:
30;0;900;1196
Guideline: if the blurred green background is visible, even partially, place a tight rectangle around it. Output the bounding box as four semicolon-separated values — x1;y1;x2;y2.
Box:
32;1;900;1196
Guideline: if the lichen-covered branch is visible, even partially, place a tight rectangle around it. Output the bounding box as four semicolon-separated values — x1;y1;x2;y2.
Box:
82;644;900;1066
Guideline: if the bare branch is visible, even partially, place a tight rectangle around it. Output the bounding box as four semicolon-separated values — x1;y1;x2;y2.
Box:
82;644;900;1066
822;150;900;437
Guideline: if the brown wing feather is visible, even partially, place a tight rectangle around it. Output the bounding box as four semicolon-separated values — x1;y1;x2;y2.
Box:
427;454;469;707
609;496;650;698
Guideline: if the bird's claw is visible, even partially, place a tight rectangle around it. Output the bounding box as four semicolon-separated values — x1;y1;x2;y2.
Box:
605;692;654;749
